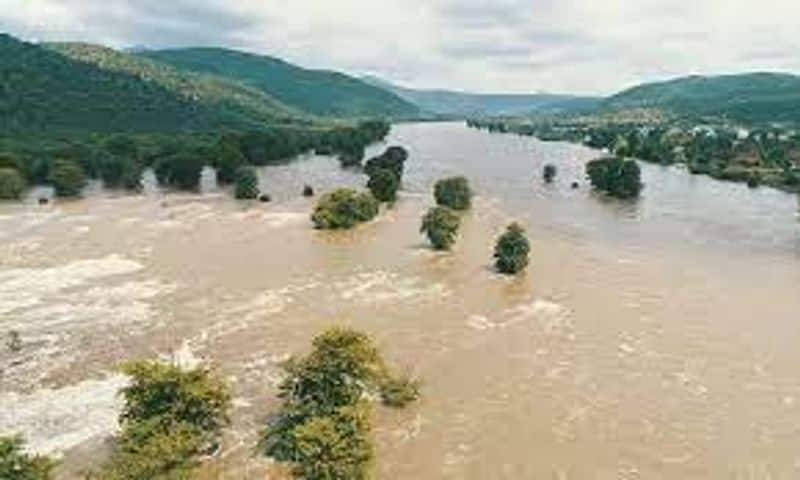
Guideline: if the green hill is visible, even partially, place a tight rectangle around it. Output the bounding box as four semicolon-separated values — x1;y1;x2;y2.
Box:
362;75;599;117
0;34;305;134
604;73;800;123
141;48;420;119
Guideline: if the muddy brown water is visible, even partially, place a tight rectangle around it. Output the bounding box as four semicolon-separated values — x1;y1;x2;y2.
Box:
1;122;800;479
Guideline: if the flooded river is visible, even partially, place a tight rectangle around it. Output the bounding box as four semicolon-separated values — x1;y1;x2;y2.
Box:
1;122;800;479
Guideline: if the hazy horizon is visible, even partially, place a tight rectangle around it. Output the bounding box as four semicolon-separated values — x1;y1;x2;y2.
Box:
2;0;799;96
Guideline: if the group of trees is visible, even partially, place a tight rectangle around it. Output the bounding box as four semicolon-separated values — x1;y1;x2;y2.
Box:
420;176;473;251
311;188;379;229
262;327;419;479
586;156;643;199
0;120;391;201
365;146;408;203
6;326;413;479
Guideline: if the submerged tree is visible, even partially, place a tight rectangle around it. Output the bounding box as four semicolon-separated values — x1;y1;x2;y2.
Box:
585;156;642;199
0;168;26;200
420;206;461;250
0;436;55;480
263;327;419;479
154;153;205;191
364;146;408;180
434;176;473;211
234;166;259;200
366;168;400;203
493;222;531;274
311;189;379;229
49;159;87;197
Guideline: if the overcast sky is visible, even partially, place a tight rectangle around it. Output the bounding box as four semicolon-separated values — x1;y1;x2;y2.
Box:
2;0;799;95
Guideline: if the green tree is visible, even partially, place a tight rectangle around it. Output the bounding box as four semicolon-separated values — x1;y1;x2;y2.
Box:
0;168;26;199
493;222;531;274
234;166;259;200
434;176;472;211
311;189;379;230
420;206;461;250
0;436;55;480
49;159;87;197
154;153;205;191
586;156;643;199
366;168;399;203
213;143;246;185
364;146;408;179
289;403;374;480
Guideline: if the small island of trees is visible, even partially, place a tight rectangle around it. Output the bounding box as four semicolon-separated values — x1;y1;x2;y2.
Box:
494;222;531;274
586;156;643;199
434;176;473;211
311;188;379;229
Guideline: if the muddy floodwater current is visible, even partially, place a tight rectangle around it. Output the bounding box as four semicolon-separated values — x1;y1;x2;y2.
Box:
1;122;800;479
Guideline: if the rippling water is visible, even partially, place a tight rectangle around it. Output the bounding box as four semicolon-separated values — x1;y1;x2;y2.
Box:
1;122;799;479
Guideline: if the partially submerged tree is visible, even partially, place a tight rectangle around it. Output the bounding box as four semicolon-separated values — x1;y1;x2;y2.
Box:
49;159;87;197
364;146;408;180
154;153;205;191
493;222;531;274
585;156;642;199
0;436;55;480
311;189;379;230
0;168;26;200
420;206;461;250
366;168;399;203
263;327;419;479
434;176;472;211
234;166;259;200
98;361;231;480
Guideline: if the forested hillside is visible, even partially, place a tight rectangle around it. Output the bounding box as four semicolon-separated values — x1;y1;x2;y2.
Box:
142;48;420;118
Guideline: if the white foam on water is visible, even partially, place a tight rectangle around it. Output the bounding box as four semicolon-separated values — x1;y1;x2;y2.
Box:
261;212;307;228
0;374;128;456
0;255;143;315
335;270;449;304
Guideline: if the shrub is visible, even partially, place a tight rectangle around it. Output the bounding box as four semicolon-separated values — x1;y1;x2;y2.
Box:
0;168;26;199
49;159;87;197
98;156;142;191
543;164;557;183
289;403;373;480
364;146;408;179
213;143;246;185
263;327;419;478
234;166;259;200
585;156;642;199
0;436;55;480
380;374;421;408
366;168;399;203
154;153;205;191
493;222;531;274
420;206;461;250
98;361;231;480
311;189;379;230
434;176;472;211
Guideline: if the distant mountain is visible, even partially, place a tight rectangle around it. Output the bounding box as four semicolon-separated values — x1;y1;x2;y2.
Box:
604;73;800;123
362;76;600;117
141;48;420;119
0;34;304;134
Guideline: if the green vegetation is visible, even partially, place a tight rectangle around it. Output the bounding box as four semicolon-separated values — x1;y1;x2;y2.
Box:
494;223;531;275
0;436;55;480
98;361;231;480
420;206;461;250
311;189;379;230
234;166;259;199
586;157;643;199
434;176;473;211
212;142;246;184
543;164;557;183
142;48;420;119
364;146;409;180
49;159;87;197
0;167;25;199
366;168;400;203
262;327;419;479
605;73;800;124
154;153;205;191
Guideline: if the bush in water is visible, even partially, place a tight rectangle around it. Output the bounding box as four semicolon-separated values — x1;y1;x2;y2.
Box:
434;176;472;211
543;164;557;183
366;168;400;203
49;159;87;197
311;189;379;230
0;168;26;199
493;222;531;274
0;436;56;480
420;206;461;251
234;166;259;200
585;156;642;199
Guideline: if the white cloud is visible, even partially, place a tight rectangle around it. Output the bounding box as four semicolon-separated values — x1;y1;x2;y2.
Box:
1;0;799;94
